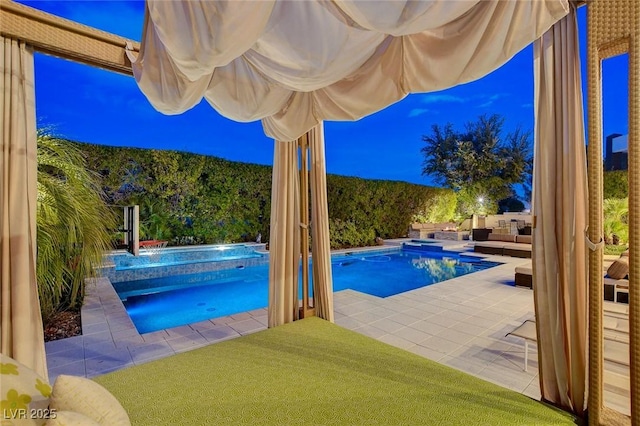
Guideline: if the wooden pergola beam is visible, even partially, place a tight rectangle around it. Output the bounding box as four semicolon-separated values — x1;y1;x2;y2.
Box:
0;0;136;75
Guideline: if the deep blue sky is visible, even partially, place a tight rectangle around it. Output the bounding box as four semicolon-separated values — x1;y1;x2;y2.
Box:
22;2;629;187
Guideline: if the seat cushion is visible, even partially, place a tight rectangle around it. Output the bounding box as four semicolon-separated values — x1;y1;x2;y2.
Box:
488;234;517;243
504;243;532;251
607;258;629;280
474;241;507;249
515;265;532;275
0;353;51;426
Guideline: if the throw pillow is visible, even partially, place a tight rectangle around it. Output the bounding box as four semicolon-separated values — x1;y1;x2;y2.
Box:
49;375;130;426
0;353;51;426
607;258;629;280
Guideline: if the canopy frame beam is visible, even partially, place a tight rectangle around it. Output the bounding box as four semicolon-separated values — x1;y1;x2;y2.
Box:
298;133;315;319
0;0;136;75
587;1;639;424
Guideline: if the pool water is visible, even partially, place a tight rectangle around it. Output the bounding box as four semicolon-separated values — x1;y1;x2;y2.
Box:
116;248;501;334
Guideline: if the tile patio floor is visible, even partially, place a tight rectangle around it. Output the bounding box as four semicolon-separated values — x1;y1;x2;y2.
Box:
45;241;630;417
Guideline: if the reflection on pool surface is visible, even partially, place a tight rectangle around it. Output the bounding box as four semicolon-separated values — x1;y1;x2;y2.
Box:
115;248;501;334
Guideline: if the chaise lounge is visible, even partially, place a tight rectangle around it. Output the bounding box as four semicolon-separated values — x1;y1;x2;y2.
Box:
514;260;630;303
474;234;532;258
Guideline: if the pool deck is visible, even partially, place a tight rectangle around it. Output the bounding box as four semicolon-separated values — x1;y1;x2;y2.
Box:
44;239;630;416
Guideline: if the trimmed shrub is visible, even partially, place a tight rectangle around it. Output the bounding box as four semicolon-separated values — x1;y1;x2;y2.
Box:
604;170;628;199
78;142;450;249
328;219;376;249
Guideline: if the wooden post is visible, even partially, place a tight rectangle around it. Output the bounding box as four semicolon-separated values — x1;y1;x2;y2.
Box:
298;133;315;319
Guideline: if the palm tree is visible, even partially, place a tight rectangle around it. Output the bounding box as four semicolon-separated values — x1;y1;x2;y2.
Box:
603;197;628;245
36;131;117;323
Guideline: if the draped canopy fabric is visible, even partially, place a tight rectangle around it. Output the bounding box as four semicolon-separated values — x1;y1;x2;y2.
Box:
0;36;48;380
129;0;569;141
532;5;587;415
268;139;301;327
125;1;584;413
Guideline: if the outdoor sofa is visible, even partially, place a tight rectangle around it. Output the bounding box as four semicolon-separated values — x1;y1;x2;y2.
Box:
473;234;532;258
408;222;457;239
514;263;533;289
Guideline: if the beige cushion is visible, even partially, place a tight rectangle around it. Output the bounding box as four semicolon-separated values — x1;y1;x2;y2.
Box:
0;353;51;426
620;250;629;257
488;233;516;243
607;258;629;280
474;241;507;249
615;280;629;290
491;228;510;235
515;265;532;275
45;411;101;426
504;243;532;251
49;375;130;426
516;235;532;244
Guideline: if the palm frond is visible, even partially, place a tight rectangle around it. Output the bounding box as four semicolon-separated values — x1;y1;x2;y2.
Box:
37;131;117;322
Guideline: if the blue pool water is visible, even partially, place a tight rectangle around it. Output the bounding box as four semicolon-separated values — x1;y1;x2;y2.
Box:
115;248;501;334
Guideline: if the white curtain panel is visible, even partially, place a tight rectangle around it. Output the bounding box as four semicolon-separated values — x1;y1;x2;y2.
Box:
0;36;48;380
308;124;334;323
268;139;301;327
532;5;587;416
128;0;569;141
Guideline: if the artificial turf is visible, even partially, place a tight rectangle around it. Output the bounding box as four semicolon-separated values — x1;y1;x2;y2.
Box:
94;317;576;425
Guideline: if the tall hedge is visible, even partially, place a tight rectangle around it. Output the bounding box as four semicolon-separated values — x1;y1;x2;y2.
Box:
77;142;452;248
326;175;453;247
604;170;628;199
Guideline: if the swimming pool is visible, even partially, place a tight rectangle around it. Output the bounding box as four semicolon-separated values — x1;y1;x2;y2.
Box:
115;247;501;334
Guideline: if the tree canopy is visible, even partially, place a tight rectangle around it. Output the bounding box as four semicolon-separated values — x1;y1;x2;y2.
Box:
420;114;532;217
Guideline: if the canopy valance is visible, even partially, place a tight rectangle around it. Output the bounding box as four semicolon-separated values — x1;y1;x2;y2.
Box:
128;0;569;141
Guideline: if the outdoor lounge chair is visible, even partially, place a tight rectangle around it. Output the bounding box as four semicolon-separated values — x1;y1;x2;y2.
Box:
514;261;629;303
508;313;630;373
514;263;533;289
473;234;532;258
506;320;537;372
